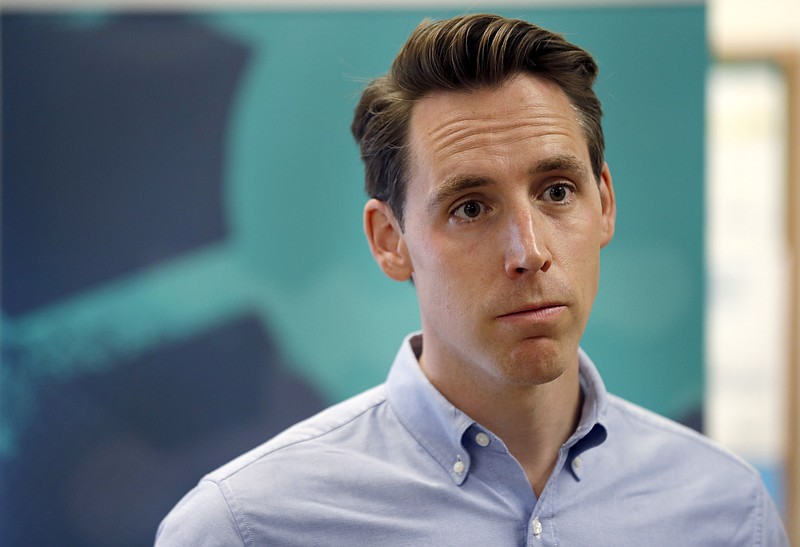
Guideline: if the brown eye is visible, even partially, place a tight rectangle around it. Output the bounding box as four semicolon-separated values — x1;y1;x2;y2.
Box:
544;184;574;203
451;200;487;222
462;201;481;218
452;200;490;222
549;185;568;201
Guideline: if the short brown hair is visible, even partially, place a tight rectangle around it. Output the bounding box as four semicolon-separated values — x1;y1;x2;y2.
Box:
351;13;604;227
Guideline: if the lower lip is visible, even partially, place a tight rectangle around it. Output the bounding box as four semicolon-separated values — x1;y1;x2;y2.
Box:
498;305;566;324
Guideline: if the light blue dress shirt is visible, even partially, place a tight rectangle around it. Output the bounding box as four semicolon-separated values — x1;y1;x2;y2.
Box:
156;333;788;546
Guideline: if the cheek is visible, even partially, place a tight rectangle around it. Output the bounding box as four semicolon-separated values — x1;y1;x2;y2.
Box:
406;233;451;296
412;226;488;275
411;237;489;309
552;221;602;288
564;243;601;302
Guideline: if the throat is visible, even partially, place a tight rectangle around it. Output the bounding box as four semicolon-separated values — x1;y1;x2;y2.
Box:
480;374;584;497
526;462;556;498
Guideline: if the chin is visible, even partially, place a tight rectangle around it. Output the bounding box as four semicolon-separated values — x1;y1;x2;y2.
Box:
503;363;567;387
500;339;574;386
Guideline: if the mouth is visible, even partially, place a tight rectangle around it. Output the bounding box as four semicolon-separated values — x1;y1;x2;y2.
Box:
496;303;566;322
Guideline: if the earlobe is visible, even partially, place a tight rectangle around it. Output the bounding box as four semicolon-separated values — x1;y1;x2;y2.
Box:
599;163;616;248
363;199;413;282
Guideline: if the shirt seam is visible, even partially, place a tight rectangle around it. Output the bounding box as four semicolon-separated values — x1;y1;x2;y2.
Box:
546;472;560;547
212;390;389;482
203;478;252;546
753;481;764;547
482;447;527;538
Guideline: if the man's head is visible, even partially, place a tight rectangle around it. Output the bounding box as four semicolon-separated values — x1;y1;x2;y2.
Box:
356;14;615;403
351;13;604;228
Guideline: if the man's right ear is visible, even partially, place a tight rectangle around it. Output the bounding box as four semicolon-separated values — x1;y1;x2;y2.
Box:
363;199;413;282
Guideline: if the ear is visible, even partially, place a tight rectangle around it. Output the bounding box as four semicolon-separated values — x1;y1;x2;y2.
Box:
364;199;413;282
598;162;616;248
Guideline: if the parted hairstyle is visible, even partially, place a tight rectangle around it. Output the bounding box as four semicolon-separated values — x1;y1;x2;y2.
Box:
351;13;604;228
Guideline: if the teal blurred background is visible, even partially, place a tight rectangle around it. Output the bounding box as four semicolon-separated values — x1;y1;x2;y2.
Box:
1;6;705;546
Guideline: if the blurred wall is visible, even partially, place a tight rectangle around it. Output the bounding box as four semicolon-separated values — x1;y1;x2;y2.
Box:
710;0;800;536
0;6;706;546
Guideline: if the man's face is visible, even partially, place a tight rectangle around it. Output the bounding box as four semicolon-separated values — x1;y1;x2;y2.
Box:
367;72;615;396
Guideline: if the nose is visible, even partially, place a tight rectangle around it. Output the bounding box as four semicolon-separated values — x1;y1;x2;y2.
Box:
503;206;552;278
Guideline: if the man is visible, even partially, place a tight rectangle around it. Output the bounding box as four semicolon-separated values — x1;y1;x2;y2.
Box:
156;14;788;546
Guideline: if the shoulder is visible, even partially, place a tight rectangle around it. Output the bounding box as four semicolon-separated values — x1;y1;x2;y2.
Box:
155;479;246;546
600;395;788;544
208;384;390;483
605;393;757;479
156;385;393;546
602;393;771;509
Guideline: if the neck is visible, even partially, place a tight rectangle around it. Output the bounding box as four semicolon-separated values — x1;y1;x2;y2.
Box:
491;368;583;495
420;352;583;496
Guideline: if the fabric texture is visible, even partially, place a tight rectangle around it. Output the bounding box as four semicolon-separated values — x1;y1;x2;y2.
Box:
156;333;788;546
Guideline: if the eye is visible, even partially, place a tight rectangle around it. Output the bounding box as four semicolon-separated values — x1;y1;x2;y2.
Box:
452;200;488;221
542;183;574;203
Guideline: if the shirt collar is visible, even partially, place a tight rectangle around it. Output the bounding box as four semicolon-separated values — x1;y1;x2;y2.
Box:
572;347;609;442
385;333;609;484
566;348;610;479
385;333;475;485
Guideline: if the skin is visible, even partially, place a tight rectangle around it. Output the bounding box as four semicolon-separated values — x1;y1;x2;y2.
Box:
364;72;616;495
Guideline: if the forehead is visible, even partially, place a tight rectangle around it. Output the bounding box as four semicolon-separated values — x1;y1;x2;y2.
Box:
407;73;588;180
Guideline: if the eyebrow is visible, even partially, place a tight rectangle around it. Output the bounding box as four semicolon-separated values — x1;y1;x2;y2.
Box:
531;154;589;180
425;154;590;214
426;175;490;214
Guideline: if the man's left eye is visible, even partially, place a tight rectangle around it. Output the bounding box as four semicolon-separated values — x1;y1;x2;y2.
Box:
545;184;572;202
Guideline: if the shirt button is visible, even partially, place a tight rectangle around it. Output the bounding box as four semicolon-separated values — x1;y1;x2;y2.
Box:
475;432;491;447
573;456;582;469
453;460;465;475
532;517;543;538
